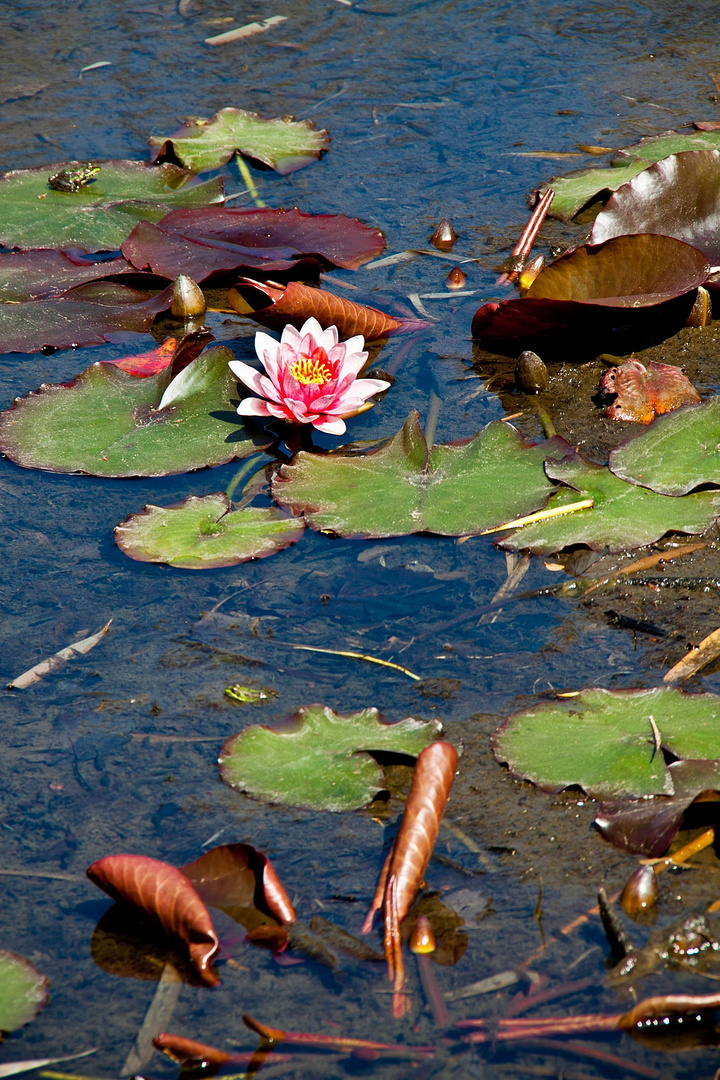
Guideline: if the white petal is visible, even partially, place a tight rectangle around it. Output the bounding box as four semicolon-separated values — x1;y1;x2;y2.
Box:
228;359;267;397
313;416;346;435
254;331;281;376
236;398;273;417
351;378;391;397
298;317;324;342
336;348;369;379
280;323;302;350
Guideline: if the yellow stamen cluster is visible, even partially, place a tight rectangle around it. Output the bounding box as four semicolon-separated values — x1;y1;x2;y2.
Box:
290;352;332;386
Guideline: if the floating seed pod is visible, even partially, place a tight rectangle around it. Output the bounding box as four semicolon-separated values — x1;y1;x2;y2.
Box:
518;253;546;293
409;915;436;955
620;864;658;918
515;350;549;393
686;286;712;328
171;275;206;319
430;219;457;251
445;266;466;290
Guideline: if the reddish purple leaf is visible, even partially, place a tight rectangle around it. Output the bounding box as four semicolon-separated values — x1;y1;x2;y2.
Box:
181;842;296;927
86;854;220;986
595;759;720;856
600;358;701;422
122;206;385;281
0;250;136;302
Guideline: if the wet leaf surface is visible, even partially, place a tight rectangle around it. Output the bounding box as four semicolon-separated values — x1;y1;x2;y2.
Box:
609;397;720;496
228;278;405;340
600;358;701;422
181;842;295;927
539;129;720;220
500;453;720;555
122;206;384;281
590;150;720;264
115;493;303;568
150;107;330;175
595;759;720;856
86;853;220;985
0;161;223;250
0;250;135;302
0;345;265;476
273;412;571;539
492;686;720;799
219;704;442;811
525;235;710;306
0;951;49;1033
0;280;173;354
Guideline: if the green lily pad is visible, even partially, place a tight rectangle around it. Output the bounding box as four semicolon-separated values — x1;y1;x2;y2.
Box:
492;686;720;799
0;950;49;1033
219;704;443;811
539;130;720;221
150;108;330;175
0;346;266;477
0;160;223;251
609;397;720;496
272;412;571;539
500;454;720;555
115;494;303;569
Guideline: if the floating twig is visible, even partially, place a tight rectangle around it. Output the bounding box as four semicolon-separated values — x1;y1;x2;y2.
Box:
479;499;593;536
497;188;554;285
205;15;287;45
290;644;420;680
8;620;112;690
664;625;720;683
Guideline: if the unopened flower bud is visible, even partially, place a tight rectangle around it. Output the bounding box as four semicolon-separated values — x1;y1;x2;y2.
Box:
430;219;457;251
620;864;658;918
171;275;206;319
445;266;467;290
409;914;436;954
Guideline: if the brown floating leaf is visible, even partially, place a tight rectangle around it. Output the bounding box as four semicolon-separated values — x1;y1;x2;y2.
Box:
664;626;720;683
86;854;220;986
181;842;295;927
242;1014;434;1055
8;619;112;689
363;741;459;932
227;278;405;340
599;358;701;423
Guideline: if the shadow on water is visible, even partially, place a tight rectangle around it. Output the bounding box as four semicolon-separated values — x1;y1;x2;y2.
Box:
4;1;720;1077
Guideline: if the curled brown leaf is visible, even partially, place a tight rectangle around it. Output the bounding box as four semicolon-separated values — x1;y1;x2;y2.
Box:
86;854;219;986
181;842;295;926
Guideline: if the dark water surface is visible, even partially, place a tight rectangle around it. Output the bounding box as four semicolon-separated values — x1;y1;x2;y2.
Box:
3;1;720;1077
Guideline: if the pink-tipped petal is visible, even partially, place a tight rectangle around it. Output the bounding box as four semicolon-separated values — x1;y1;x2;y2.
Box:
236;398;274;417
351;378;391;397
229;360;268;397
298;317;325;343
255;331;283;382
314;416;347;435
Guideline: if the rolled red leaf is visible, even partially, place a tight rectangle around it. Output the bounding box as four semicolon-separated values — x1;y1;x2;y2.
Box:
181;841;296;926
227;278;404;340
86;854;220;986
242;1014;434;1055
364;742;458;932
153;1034;292;1067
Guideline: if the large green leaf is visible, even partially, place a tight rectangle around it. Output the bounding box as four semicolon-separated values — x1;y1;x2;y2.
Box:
219;705;442;811
500;455;720;554
0;951;48;1033
539;130;720;221
492;686;720;799
150;108;330;175
115;494;304;569
609;397;720;496
0;160;223;251
272;412;571;539
0;346;265;477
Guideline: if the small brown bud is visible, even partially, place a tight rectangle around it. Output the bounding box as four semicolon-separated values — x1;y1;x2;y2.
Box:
171;275;206;319
409;914;436;954
686;285;712;328
515;350;549;393
518;253;546;293
430;218;458;251
445;266;467;290
620;864;658;918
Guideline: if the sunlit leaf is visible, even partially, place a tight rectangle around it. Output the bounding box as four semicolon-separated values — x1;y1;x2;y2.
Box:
228;278;406;340
595;759;720;856
115;494;303;569
609;397;720;496
150;108;330;175
538;129;720;221
590;150;720;263
0;160;223;251
122;206;384;281
272;412;571;539
500;453;720;554
182;842;296;927
0;280;172;354
219;704;442;811
599;358;700;422
492;686;720;799
0;951;48;1034
0;346;266;476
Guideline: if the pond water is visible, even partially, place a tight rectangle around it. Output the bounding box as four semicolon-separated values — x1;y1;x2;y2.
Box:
4;0;720;1077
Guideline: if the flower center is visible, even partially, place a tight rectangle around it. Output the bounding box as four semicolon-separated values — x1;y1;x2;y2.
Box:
290;346;333;386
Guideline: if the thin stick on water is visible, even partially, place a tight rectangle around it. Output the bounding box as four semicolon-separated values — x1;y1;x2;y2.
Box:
121;962;182;1076
478;499;593;535
290;644;420;680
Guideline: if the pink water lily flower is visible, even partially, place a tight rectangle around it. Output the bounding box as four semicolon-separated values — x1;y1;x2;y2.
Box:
228;318;390;435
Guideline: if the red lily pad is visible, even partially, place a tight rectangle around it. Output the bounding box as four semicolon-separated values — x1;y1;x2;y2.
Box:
181;842;296;928
121;206;384;281
595;759;720;856
0;279;173;354
0;249;136;302
228;278;405;340
599;358;701;422
102;329;213;377
590;150;720;264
